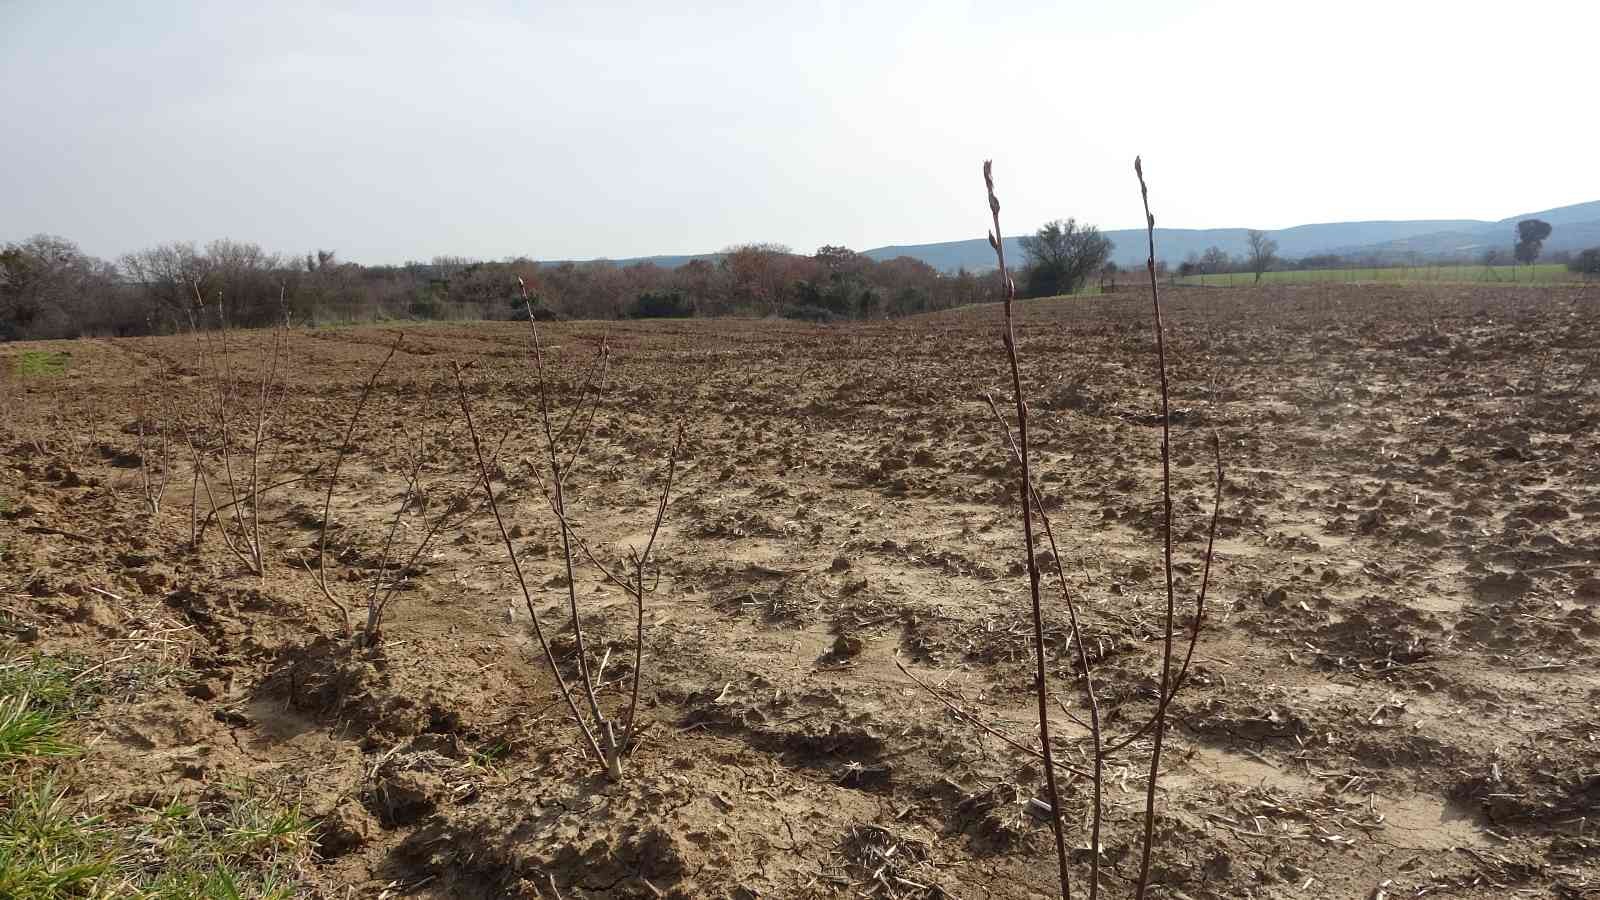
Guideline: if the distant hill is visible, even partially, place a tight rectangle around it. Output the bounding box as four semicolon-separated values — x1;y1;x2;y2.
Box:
1325;201;1600;261
545;200;1600;272
860;221;1490;271
863;201;1600;271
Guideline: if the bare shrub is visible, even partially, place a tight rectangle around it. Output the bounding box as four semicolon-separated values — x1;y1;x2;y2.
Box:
181;286;290;576
306;334;472;644
899;160;1222;899
134;400;174;517
454;285;685;779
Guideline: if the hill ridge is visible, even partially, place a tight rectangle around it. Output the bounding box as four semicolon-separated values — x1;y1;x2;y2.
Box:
543;200;1600;272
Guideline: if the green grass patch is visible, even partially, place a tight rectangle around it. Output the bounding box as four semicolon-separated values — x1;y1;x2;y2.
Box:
467;739;512;774
0;655;99;767
0;654;316;898
10;351;71;378
0;696;80;765
0;654;103;720
0;779;316;899
123;789;314;899
0;775;117;899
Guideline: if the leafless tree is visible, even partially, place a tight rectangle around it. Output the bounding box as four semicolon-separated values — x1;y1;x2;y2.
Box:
183;287;289;576
122;242;210;323
1200;245;1230;278
1246;229;1278;284
1;234;123;339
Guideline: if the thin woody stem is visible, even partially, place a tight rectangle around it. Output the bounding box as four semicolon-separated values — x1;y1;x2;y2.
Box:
984;393;1103;898
621;423;684;753
984;159;1072;900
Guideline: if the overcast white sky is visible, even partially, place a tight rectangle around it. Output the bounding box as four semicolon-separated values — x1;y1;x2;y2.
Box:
2;1;1595;264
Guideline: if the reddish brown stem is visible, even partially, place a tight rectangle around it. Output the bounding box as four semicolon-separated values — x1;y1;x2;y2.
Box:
894;656;1094;781
519;419;686;761
522;310;609;764
1134;154;1174;900
1099;436;1221;757
621;423;684;753
984;159;1072;900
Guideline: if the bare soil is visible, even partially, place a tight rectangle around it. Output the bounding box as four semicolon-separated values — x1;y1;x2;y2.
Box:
3;282;1599;898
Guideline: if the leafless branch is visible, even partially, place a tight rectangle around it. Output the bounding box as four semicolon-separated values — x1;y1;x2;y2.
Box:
983;159;1072;900
452;360;605;765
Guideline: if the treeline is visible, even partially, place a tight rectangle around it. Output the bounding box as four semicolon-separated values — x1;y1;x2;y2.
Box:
1173;247;1417;278
0;236;1006;341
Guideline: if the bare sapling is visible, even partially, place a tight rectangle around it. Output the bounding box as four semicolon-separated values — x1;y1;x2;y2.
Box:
1129;155;1223;900
135;397;175;517
184;430;321;554
311;375;476;649
355;427;474;647
453;290;685;779
526;419;686;775
897;160;1221;899
188;433;200;546
312;332;402;635
239;297;289;573
983;393;1105;897
184;285;290;576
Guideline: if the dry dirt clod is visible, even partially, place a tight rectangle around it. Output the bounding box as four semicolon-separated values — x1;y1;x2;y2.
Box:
374;770;447;826
831;633;865;658
72;596;120;630
318;798;379;856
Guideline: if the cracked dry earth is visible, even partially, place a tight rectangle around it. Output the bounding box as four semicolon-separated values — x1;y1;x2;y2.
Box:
2;281;1599;898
